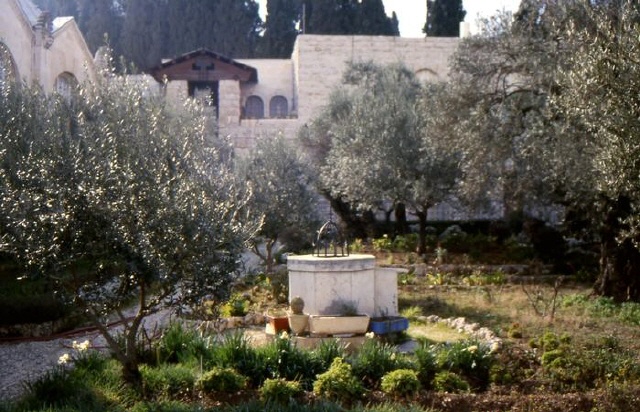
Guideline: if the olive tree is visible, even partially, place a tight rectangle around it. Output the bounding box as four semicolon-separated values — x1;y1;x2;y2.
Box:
449;0;640;300
238;135;320;273
551;0;640;301
0;67;255;386
302;62;461;254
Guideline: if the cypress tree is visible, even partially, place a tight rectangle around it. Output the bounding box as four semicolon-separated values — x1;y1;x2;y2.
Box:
260;0;301;58
424;0;466;37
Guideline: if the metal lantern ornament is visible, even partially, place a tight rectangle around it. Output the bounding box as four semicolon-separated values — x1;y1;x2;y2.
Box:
313;219;349;257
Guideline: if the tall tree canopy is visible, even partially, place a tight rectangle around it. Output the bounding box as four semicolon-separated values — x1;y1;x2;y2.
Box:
35;0;262;70
551;0;640;301
238;135;320;273
302;0;399;35
0;59;256;386
301;62;461;254
449;0;640;301
424;0;466;36
259;0;301;58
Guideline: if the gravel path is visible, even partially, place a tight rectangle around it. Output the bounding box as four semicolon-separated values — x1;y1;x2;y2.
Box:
0;310;175;402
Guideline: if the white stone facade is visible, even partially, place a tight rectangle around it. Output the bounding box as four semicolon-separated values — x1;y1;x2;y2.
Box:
0;0;95;93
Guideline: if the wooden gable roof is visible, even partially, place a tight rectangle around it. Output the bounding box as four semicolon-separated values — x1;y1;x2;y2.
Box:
149;48;257;83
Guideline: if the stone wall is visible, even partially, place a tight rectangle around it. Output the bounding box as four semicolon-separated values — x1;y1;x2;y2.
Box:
225;34;460;153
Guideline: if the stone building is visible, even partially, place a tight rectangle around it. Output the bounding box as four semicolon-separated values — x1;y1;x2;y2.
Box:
0;0;95;96
151;34;459;157
1;0;460;159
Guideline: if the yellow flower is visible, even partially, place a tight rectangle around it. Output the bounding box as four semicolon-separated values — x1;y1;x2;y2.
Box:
466;345;478;353
365;332;375;339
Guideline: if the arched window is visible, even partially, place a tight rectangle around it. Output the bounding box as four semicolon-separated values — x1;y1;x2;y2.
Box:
0;43;18;89
55;72;78;101
269;95;288;118
244;95;264;119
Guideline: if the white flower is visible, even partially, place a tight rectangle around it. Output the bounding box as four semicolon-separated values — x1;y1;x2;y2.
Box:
58;353;71;365
365;332;375;339
280;331;290;340
72;340;91;352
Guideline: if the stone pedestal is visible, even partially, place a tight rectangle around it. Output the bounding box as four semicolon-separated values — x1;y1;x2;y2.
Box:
287;254;399;317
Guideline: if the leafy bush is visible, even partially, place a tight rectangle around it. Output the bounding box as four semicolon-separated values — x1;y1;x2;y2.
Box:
432;371;470;393
156;323;210;365
434;340;493;390
130;400;204;412
17;367;100;411
351;338;411;389
220;293;250;317
414;343;438;388
461;270;505;286
391;234;419;253
372;235;392;252
530;332;640;391
197;367;246;394
313;357;364;403
380;369;420;398
400;305;423;321
310;339;348;372
211;330;266;387
619;302;640;325
140;364;196;399
257;333;318;388
259;378;303;404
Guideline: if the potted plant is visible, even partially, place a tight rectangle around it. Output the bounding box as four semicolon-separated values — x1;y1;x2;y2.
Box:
288;296;309;336
265;307;289;333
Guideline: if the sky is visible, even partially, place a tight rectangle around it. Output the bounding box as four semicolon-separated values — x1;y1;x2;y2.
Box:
385;0;522;37
258;0;522;38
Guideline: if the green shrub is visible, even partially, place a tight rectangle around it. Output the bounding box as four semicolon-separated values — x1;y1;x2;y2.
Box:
432;371;470;393
310;339;348;372
619;302;640;325
220;293;250;317
130;400;203;412
351;338;411;389
400;305;423;321
372;235;392;252
197;367;246;394
141;364;196;399
259;378;303;404
380;369;420;398
17;367;101;411
414;343;438;388
156;323;210;365
257;333;317;389
313;357;364;403
434;340;493;390
461;270;505;286
392;234;419;253
211;330;266;387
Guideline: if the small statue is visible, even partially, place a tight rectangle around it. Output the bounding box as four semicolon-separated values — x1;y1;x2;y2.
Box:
290;296;305;315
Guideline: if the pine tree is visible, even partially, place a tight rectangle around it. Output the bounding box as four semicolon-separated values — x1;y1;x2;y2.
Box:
424;0;466;37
